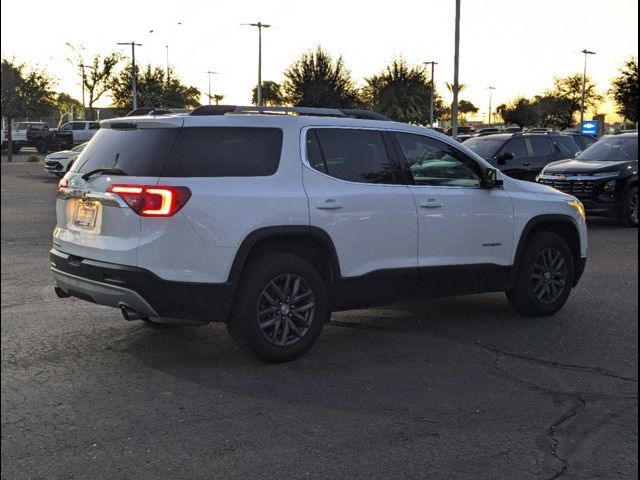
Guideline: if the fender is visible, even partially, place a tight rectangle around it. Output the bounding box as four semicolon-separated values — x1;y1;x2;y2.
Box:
227;225;342;286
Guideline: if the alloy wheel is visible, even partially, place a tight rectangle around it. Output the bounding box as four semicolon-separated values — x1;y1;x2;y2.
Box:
532;247;568;304
257;274;316;346
630;192;638;226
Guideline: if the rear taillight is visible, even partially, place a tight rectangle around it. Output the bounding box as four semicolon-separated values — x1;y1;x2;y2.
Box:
58;178;68;190
107;184;191;217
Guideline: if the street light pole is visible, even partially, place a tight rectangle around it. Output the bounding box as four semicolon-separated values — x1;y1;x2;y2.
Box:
166;45;169;83
580;49;596;125
487;86;496;126
117;41;142;110
242;22;271;106
423;61;438;126
206;71;218;105
451;0;461;139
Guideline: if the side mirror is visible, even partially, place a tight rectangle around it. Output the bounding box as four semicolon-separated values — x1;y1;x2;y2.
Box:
496;151;515;165
574;151;581;158
482;168;504;189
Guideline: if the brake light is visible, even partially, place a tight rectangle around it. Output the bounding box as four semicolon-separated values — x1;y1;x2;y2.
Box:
58;178;68;190
107;184;191;217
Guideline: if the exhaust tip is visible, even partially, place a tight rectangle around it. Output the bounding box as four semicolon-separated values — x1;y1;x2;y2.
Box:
54;286;70;298
120;305;146;321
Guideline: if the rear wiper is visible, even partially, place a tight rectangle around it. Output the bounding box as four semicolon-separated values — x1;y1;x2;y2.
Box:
81;168;128;181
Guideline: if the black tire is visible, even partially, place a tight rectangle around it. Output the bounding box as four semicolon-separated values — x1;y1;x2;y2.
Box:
619;186;638;228
506;232;575;317
227;253;328;363
35;140;48;154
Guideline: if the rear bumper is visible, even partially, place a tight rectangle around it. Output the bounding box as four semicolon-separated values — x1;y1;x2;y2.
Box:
50;249;234;322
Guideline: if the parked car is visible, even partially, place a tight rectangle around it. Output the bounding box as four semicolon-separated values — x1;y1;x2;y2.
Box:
58;121;101;144
558;131;598;151
1;122;73;154
464;133;580;181
446;126;475;142
44;143;88;177
476;127;502;136
504;126;523;133
537;133;638;227
51;105;587;362
527;127;555;134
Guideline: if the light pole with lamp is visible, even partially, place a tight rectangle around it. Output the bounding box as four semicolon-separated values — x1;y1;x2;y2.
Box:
580;49;596;126
206;71;219;105
487;86;496;126
117;42;142;110
423;61;438;127
242;22;271;106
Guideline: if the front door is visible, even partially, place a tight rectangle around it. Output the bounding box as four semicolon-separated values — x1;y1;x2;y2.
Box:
392;132;514;295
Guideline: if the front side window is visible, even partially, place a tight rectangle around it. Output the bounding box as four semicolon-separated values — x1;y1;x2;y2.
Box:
394;133;481;187
499;138;529;158
72;122;86;131
307;128;398;184
59;123;72;131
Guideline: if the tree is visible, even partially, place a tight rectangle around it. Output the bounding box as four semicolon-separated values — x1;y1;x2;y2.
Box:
533;94;576;129
82;53;121;120
283;47;360;108
458;100;478;116
549;73;603;125
496;97;539;128
252;81;285;106
110;64;201;113
1;58;57;161
54;93;83;126
610;57;638;123
363;59;444;124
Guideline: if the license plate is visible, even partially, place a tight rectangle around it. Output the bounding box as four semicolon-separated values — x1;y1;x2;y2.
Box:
74;201;98;228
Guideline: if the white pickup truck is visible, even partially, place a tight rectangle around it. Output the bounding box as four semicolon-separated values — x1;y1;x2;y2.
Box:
58;121;100;144
1;125;28;153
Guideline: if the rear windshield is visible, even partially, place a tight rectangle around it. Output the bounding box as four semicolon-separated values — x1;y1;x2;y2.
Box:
464;137;505;158
71;127;180;176
162;127;283;177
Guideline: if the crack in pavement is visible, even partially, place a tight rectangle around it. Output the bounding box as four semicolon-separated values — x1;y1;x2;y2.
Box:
330;320;637;479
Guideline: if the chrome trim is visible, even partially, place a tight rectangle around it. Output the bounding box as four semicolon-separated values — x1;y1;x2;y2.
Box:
538;172;620;182
56;188;124;207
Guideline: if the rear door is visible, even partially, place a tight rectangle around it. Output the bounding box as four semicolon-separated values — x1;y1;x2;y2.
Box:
302;127;418;305
525;136;561;180
54;118;183;266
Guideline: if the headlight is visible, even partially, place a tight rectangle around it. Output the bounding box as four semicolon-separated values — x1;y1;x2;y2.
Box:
603;180;617;193
568;200;586;220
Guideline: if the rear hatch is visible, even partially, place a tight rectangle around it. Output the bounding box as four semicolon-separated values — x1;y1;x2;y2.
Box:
53;117;183;266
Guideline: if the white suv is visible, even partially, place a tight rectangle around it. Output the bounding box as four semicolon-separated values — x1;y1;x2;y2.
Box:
51;106;588;362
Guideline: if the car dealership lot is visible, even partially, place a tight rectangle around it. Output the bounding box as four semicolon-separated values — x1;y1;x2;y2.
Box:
1;161;637;479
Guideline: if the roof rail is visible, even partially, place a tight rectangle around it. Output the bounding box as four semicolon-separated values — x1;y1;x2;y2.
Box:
189;105;390;121
125;107;181;117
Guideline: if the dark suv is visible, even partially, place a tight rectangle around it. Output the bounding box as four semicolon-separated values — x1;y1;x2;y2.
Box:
537;133;638;227
464;133;581;181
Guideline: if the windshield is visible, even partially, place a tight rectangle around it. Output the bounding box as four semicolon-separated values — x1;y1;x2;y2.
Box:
577;137;638;162
463;137;504;158
70;127;179;176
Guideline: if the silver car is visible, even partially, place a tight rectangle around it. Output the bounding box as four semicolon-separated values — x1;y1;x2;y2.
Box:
44;143;88;177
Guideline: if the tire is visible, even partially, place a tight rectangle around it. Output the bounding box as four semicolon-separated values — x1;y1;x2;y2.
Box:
35;140;48;154
227;253;328;363
619;186;638;228
506;231;575;317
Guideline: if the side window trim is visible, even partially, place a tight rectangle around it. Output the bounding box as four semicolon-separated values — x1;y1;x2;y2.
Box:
389;131;484;189
301;126;407;187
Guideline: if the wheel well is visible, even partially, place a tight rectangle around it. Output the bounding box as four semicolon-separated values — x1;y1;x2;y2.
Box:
514;218;581;277
234;234;338;287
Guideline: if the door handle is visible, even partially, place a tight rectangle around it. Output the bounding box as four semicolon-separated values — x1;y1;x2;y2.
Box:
317;199;342;210
419;199;444;209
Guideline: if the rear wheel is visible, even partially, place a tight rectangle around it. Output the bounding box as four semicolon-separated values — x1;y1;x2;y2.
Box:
507;232;575;317
620;186;638;228
227;253;327;363
35;140;47;154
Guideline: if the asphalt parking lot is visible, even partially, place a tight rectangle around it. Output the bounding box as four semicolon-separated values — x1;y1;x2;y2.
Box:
1;159;637;480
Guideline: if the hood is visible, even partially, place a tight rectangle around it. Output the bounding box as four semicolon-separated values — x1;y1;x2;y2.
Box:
45;150;75;159
543;158;637;175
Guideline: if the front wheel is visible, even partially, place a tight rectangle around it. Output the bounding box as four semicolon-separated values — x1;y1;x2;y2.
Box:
620;186;638;228
35;140;48;154
507;232;575;317
227;253;328;363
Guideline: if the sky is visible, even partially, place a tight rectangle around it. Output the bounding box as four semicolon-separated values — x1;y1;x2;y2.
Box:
1;0;638;121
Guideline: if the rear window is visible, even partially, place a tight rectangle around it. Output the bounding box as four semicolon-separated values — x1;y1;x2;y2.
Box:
529;136;555;156
555;136;580;155
162;127;283;177
71;127;180;177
